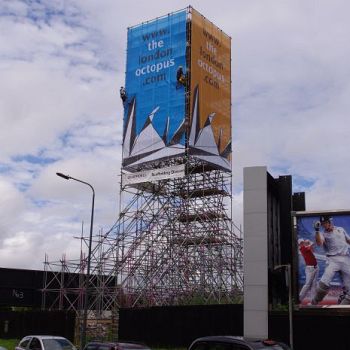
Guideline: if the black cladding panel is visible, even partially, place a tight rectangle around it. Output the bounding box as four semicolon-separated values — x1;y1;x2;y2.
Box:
293;192;306;211
0;268;44;307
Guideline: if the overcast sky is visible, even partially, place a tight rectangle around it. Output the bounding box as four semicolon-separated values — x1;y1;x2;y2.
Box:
1;0;350;270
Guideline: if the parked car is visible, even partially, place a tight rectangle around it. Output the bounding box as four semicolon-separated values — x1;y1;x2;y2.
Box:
83;341;151;350
16;336;77;350
188;336;291;350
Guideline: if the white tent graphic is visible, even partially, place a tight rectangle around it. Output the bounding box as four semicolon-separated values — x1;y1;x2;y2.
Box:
131;107;164;157
188;85;231;171
122;100;185;169
122;86;231;171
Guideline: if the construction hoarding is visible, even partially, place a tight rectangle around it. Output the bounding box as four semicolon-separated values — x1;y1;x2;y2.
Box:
123;9;187;169
295;210;350;307
189;8;232;171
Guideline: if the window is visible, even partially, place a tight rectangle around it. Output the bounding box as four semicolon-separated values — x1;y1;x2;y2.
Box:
99;346;113;350
42;339;75;350
29;338;42;350
19;338;31;349
191;341;249;350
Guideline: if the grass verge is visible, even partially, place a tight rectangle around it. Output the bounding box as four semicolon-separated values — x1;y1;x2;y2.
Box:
0;339;19;350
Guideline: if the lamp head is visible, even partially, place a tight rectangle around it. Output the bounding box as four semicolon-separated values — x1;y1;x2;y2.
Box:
56;172;70;180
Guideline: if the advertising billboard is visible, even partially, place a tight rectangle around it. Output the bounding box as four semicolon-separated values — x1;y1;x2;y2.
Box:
123;10;187;170
189;8;232;171
295;211;350;307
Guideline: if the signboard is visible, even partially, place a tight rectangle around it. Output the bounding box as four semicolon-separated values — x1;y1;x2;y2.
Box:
295;211;350;307
123;10;187;169
0;287;41;307
189;8;232;171
122;164;185;185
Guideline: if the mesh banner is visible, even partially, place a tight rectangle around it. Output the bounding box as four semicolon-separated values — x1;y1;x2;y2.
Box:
123;10;187;170
189;8;232;171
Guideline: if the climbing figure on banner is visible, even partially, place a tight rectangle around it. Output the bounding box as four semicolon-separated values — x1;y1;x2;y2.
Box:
298;238;319;303
120;86;127;103
176;66;187;89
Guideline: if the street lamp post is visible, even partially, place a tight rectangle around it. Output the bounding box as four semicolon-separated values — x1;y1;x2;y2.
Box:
56;172;95;350
274;264;293;350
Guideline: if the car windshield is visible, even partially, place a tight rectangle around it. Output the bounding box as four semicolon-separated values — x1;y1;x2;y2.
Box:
117;344;149;350
256;346;289;350
42;339;75;350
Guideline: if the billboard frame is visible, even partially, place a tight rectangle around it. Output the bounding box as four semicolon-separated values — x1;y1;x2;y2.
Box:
292;209;350;309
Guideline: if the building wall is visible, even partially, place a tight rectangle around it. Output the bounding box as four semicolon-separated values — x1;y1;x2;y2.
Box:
243;166;268;339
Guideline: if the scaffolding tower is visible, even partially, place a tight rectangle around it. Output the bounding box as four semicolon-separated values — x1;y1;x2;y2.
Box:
42;157;243;339
42;6;243;340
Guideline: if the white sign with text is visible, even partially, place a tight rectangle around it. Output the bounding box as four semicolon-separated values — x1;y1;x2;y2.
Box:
122;164;185;185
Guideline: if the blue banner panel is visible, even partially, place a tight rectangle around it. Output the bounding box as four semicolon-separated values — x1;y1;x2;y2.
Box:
296;213;350;307
123;10;187;169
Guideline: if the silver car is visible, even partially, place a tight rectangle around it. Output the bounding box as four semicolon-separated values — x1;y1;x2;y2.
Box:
16;336;76;350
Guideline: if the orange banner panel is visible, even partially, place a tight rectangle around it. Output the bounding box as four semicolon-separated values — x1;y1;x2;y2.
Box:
189;8;231;171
